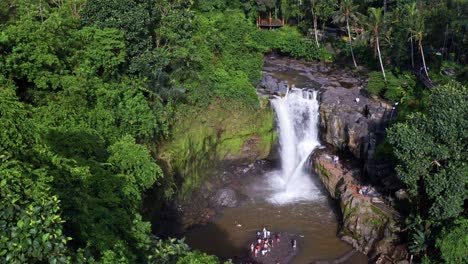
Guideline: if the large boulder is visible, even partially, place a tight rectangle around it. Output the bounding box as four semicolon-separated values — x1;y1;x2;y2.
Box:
260;74;278;92
212;188;238;208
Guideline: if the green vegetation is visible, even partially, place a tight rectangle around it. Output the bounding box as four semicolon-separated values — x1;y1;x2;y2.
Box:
160;103;275;197
253;26;334;61
388;81;467;262
0;0;466;263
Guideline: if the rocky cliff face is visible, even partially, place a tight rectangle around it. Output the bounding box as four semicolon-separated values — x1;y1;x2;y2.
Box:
312;149;407;263
319;86;404;190
319;87;392;160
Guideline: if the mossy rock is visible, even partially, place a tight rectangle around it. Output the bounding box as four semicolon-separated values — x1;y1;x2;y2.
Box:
159;101;276;197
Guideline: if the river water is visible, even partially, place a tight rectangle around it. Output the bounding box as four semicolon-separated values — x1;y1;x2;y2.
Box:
184;58;367;263
185;165;367;263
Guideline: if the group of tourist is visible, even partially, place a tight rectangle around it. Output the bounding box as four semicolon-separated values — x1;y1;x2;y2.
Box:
249;227;296;258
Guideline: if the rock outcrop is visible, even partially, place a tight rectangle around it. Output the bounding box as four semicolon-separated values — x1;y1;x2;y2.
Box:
312;149;407;262
319;86;392;160
258;73;289;96
315;66;400;190
212;188;238;208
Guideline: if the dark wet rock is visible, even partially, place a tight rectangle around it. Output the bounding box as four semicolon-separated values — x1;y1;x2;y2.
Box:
312;149;407;263
319;86;392;160
212;188;238;208
258;73;290;96
259;74;280;94
258;57;366;95
319;85;401;189
277;81;289;94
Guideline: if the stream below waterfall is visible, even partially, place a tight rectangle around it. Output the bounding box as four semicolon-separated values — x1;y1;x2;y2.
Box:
184;58;368;263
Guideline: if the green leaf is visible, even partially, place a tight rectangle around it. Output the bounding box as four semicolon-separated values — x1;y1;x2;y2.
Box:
42;233;50;242
17;219;24;228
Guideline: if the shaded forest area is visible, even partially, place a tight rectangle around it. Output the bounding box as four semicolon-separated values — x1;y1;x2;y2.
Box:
0;0;466;263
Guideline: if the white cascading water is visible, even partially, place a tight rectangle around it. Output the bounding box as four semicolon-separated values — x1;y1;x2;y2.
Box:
268;89;322;204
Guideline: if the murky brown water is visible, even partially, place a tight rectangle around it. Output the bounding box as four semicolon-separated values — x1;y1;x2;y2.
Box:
185;167;368;264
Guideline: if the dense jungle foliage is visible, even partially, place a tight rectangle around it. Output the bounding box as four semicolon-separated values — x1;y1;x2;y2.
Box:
0;0;466;263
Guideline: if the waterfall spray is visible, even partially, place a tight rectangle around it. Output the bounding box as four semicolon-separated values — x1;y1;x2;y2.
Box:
268;89;322;204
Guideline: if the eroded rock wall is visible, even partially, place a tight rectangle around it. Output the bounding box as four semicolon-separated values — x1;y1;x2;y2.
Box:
319;87;392;160
312;149;407;262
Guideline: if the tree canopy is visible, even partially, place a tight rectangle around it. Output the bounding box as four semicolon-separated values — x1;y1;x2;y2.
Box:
0;1;466;263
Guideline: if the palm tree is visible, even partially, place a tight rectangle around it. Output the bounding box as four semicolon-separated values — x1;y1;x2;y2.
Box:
410;10;430;80
365;7;386;80
333;0;360;68
310;0;320;48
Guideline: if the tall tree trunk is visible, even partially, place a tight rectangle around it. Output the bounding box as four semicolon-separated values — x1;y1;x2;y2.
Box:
313;11;319;47
419;38;429;79
442;24;448;59
346;17;358;68
410;37;414;68
373;34;378;57
383;0;387;31
311;0;319;47
322;21;326;41
376;34;386;80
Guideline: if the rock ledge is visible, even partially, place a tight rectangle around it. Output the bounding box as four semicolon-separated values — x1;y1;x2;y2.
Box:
312;149;407;263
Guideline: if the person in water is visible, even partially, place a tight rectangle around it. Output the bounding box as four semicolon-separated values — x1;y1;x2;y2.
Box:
250;243;254;253
263;227;267;239
292;239;297;250
275;233;280;242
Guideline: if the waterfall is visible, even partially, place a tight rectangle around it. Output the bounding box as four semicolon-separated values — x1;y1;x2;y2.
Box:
268;89;322;204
